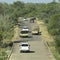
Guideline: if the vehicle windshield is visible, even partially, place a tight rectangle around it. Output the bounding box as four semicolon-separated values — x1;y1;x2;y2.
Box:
23;26;28;29
24;27;28;29
21;31;28;34
22;44;28;46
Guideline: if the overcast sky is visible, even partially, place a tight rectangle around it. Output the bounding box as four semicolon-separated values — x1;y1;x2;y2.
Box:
0;0;59;3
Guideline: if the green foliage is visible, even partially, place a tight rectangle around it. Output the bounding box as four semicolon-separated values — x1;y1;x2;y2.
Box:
55;35;60;47
54;35;60;54
0;51;7;60
48;14;60;53
0;1;60;59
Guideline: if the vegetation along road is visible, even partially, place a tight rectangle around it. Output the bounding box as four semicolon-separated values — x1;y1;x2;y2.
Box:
0;1;60;60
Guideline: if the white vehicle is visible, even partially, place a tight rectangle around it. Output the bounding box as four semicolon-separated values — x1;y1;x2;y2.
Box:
23;18;27;21
22;26;29;31
20;43;30;52
20;29;29;37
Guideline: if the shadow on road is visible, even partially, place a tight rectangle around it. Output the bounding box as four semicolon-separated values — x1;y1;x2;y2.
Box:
28;51;35;53
21;51;35;53
28;36;32;38
19;36;32;38
39;32;42;35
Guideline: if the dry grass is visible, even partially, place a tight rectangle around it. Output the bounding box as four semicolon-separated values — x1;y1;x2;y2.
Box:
12;25;20;41
37;20;54;43
36;20;60;60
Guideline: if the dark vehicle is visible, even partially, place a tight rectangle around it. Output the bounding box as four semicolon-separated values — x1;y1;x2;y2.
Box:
30;17;36;23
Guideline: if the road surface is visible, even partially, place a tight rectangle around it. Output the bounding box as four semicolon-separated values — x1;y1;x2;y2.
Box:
9;19;55;60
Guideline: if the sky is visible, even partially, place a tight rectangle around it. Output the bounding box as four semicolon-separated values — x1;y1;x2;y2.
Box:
0;0;59;3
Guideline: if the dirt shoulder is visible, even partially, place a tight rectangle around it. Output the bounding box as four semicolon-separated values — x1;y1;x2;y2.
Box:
36;20;54;43
12;25;20;42
36;19;56;60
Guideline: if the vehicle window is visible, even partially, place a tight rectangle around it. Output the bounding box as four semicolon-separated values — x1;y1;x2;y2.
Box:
21;31;28;33
22;44;28;46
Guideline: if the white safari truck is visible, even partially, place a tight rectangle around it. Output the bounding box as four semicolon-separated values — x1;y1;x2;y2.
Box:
20;29;29;37
32;26;39;35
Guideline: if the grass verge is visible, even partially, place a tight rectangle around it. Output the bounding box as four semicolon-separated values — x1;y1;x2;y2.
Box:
36;19;60;60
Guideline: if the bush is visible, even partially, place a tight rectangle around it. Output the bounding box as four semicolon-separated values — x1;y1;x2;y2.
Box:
8;42;13;47
1;43;8;48
55;36;60;47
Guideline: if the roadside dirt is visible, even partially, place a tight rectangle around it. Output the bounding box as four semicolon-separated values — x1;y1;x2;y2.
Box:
12;25;20;41
36;20;54;43
36;19;56;60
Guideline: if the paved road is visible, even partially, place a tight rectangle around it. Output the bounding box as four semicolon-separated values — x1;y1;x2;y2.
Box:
9;20;55;60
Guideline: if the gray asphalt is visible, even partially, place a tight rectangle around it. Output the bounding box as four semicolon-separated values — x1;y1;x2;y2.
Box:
9;20;55;60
